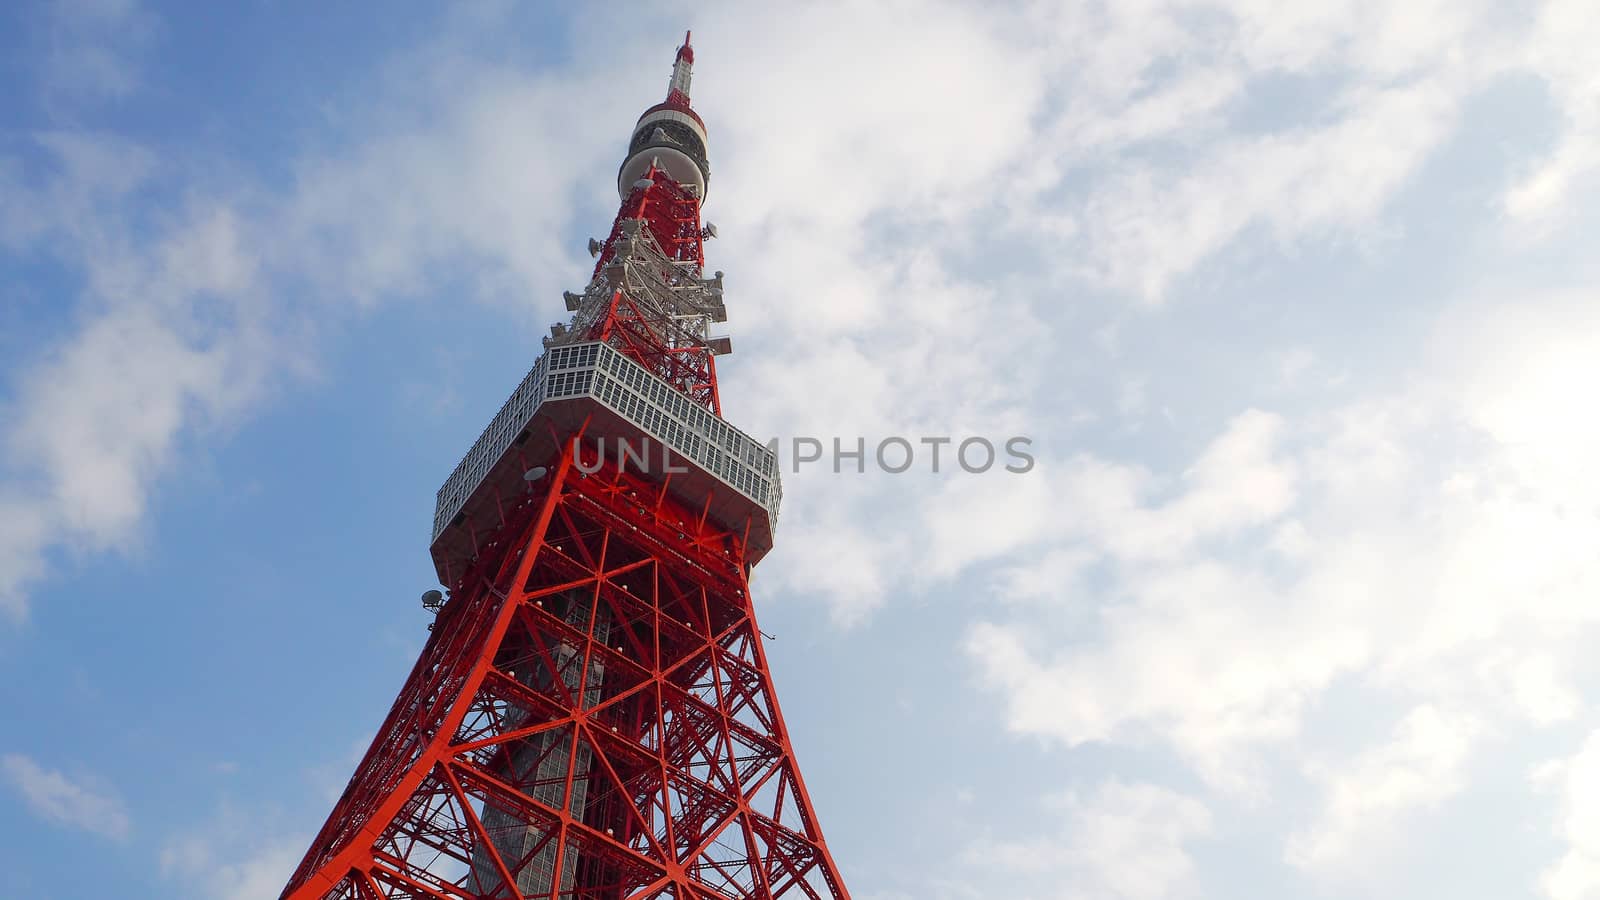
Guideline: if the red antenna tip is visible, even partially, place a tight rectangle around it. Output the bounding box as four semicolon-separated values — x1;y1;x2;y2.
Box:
677;30;694;64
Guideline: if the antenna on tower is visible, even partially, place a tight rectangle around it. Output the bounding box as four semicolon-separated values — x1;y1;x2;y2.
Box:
668;29;694;100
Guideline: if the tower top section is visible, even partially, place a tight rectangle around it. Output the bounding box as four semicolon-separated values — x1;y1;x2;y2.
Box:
669;30;694;100
618;32;709;199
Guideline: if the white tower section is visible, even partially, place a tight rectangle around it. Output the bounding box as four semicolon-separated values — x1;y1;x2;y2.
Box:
617;32;710;199
669;36;693;97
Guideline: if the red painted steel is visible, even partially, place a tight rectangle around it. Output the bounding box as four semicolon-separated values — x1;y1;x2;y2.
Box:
589;169;719;415
281;35;850;900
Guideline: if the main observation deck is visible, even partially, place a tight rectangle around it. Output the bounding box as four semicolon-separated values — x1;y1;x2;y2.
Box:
429;341;781;585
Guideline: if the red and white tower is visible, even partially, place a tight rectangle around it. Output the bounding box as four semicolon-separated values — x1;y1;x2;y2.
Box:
280;34;852;900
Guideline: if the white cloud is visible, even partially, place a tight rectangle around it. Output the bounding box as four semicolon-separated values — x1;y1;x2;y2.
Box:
959;283;1600;893
14;304;255;538
1502;0;1600;224
1072;75;1464;299
709;0;1596;626
0;20;614;617
162;829;307;900
1536;729;1600;900
0;198;275;617
38;0;159;103
968;559;1366;793
965;780;1214;900
1287;705;1482;872
0;500;52;620
703;1;1045;233
977;0;1508;300
960;410;1315;783
1;753;130;839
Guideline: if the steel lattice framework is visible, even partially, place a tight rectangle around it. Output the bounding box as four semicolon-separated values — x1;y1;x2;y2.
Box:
281;33;851;900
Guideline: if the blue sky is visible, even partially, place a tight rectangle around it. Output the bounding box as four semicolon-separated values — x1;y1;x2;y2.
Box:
3;1;1600;899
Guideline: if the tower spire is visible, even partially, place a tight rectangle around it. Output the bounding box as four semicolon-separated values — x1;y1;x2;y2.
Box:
618;32;710;201
669;30;694;102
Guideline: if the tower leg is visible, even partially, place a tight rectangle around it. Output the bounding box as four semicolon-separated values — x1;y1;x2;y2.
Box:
282;446;848;900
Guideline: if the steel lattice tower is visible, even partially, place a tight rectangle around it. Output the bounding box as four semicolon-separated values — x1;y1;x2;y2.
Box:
280;34;852;900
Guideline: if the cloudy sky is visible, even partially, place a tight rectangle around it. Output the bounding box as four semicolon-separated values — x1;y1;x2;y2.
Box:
2;0;1599;898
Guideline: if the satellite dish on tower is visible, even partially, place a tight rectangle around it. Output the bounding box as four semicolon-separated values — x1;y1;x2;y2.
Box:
587;238;603;257
420;590;445;614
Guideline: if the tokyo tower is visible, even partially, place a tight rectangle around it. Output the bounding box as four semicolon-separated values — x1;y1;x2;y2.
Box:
280;33;852;900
